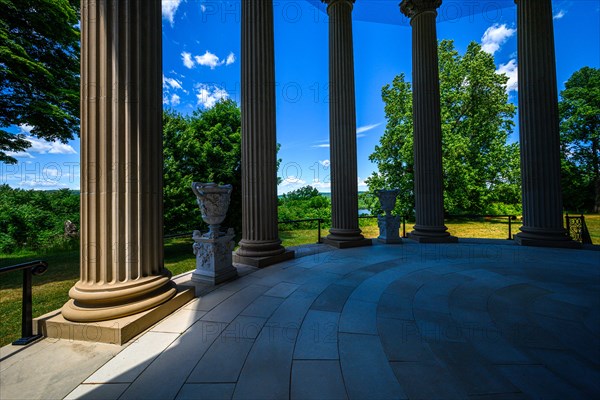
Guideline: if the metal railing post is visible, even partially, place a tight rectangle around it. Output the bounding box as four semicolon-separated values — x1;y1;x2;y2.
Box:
0;260;48;345
22;267;34;339
508;216;512;240
317;219;322;244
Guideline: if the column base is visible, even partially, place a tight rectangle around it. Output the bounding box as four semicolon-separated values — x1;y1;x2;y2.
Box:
233;250;295;268
515;228;581;249
322;237;373;249
62;273;177;323
408;228;458;244
36;286;194;345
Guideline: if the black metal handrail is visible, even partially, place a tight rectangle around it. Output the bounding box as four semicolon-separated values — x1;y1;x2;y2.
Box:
565;214;593;244
446;214;518;240
0;260;48;345
164;232;194;239
278;218;325;244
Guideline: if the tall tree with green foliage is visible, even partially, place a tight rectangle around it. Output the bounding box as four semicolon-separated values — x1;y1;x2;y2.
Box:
278;185;331;229
367;40;521;216
0;0;80;163
163;100;242;235
559;67;600;213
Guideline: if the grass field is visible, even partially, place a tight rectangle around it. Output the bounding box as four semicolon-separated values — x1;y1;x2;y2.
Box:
1;215;598;346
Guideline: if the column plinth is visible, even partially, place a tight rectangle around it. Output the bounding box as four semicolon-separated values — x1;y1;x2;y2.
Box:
401;0;457;244
233;0;295;267
61;0;177;322
322;0;371;249
513;0;579;248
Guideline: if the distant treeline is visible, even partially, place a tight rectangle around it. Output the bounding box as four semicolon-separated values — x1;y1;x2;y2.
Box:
0;185;80;254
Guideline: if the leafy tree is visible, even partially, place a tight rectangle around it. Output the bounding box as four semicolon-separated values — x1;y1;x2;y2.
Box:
0;0;80;164
163;100;242;235
367;40;521;216
280;185;320;201
559;67;600;213
278;186;331;229
0;185;80;253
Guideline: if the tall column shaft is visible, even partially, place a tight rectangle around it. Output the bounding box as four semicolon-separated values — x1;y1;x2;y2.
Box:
62;0;176;322
322;0;370;248
234;0;294;265
401;0;456;243
514;0;577;247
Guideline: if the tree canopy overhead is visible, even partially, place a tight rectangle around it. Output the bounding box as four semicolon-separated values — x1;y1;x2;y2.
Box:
367;40;521;216
0;0;80;164
559;66;600;213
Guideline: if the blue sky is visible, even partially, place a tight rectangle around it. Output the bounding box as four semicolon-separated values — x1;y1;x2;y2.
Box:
2;0;599;194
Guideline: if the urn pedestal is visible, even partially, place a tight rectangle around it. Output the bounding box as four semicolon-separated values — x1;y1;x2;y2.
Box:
377;216;402;244
192;229;238;285
376;189;403;244
191;183;238;285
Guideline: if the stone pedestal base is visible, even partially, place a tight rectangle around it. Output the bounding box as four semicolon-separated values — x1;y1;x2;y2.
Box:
378;215;402;244
233;250;295;268
408;228;458;244
35;287;194;345
322;237;373;249
192;229;238;285
515;229;581;249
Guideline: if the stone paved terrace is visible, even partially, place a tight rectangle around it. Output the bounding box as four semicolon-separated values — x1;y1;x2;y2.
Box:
1;240;599;400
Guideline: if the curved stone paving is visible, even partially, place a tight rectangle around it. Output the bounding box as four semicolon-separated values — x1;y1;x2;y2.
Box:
65;241;600;399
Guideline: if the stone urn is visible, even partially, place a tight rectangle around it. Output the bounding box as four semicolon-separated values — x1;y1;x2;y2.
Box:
190;182;237;285
376;189;400;217
191;182;233;238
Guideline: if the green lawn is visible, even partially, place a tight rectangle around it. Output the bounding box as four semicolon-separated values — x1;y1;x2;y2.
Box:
1;215;598;347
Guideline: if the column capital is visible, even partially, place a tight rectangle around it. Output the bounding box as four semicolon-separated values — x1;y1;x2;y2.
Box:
400;0;442;19
321;0;355;11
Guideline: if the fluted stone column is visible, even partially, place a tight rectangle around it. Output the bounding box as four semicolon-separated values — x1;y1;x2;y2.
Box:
401;0;457;243
322;0;371;249
514;0;578;248
61;0;176;322
233;0;294;267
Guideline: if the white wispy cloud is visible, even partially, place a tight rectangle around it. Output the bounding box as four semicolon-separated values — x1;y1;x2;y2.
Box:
5;151;34;159
181;51;236;69
481;24;516;55
7;134;78;159
182;52;194;69
19;180;69;188
357;177;368;191
553;10;566;20
195;51;223;69
226;52;236;66
319;160;330;167
312;144;330;148
200;4;207;13
170;94;181;106
356;123;382;138
195;84;229;108
11;125;77;156
277;176;308;195
309;179;331;192
162;0;183;26
496;59;518;93
163;75;183;90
